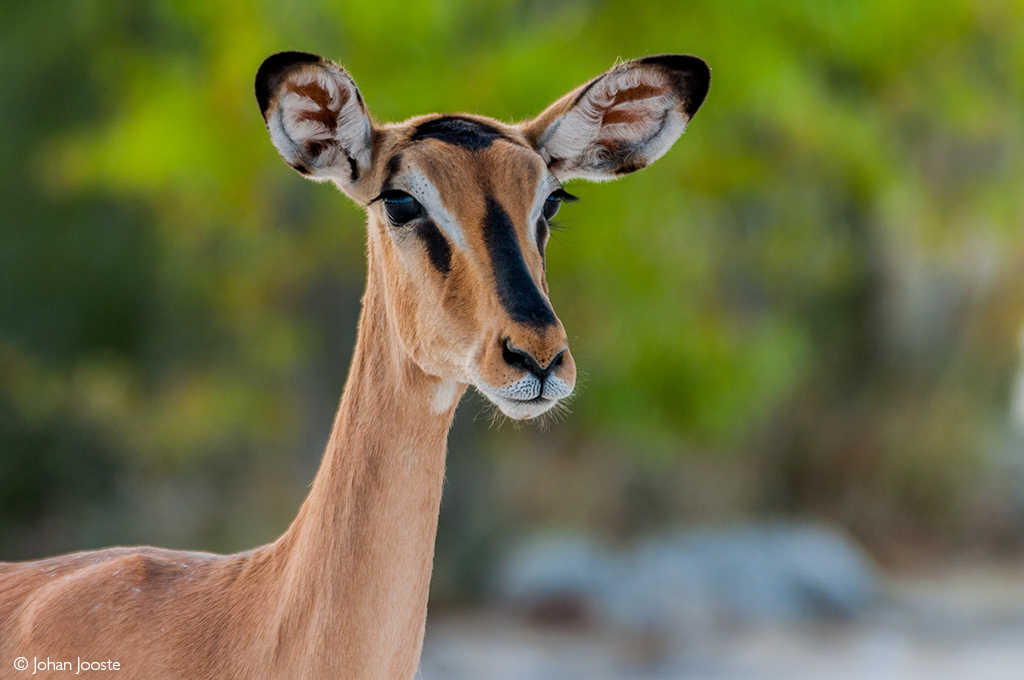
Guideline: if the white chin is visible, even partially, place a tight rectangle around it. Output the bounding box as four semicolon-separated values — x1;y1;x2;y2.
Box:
491;395;558;420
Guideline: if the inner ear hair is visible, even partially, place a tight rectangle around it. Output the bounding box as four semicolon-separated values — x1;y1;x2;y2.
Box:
256;51;374;189
523;54;710;182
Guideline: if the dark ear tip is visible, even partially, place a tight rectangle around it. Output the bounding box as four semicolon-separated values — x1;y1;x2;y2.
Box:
255;51;326;118
637;53;711;119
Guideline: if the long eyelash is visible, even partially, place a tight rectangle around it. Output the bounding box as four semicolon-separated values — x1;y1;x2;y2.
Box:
369;187;405;204
551;188;579;203
547;219;567;232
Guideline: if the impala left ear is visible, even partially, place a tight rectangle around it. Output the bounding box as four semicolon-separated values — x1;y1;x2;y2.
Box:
256;51;374;197
520;55;710;182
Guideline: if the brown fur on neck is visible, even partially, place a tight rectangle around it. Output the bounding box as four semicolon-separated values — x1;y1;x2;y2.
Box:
0;248;463;680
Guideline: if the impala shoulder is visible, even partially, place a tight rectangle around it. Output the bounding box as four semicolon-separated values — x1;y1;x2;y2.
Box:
20;549;221;615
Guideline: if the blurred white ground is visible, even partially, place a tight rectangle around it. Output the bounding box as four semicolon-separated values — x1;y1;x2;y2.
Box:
421;567;1024;680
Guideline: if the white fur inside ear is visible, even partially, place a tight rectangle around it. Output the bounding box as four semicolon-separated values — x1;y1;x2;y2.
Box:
267;67;372;183
538;67;688;180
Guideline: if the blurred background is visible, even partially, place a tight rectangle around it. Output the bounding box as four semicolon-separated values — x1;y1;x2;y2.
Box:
3;0;1024;677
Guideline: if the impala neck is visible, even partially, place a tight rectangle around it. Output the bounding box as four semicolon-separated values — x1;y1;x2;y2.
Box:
264;250;465;679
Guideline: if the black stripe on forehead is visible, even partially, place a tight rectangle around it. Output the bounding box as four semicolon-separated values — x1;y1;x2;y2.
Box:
382;152;403;188
411;116;511;151
482;196;557;328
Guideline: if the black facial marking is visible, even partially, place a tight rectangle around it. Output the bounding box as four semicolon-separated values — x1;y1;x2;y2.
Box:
382;152;403;189
416;219;452;276
411;116;509;151
482;196;557;328
347;156;359;183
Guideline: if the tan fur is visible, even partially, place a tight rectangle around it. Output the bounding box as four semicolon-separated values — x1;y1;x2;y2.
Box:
362;117;575;397
1;52;708;679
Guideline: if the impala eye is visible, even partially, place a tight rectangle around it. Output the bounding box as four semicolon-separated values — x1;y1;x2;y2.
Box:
542;188;578;221
542;195;561;220
380;191;423;225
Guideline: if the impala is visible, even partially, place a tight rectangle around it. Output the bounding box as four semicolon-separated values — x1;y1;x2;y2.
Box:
1;51;709;679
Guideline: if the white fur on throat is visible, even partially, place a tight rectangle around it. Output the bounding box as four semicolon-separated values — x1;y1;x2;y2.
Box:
431;378;462;414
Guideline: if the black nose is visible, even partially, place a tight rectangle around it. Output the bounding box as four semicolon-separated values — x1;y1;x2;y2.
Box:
502;339;565;378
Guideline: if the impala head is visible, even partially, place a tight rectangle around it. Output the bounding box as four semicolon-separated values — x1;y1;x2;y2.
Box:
256;52;709;419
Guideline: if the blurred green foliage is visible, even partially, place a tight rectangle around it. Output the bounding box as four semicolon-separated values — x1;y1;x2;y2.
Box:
2;0;1023;568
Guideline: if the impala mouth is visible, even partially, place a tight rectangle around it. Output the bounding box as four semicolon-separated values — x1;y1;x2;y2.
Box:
475;381;567;420
506;395;555;408
487;393;558;420
472;354;575;420
516;395;553;404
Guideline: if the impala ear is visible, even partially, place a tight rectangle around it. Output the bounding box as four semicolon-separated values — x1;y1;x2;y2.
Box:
520;55;710;182
256;51;374;196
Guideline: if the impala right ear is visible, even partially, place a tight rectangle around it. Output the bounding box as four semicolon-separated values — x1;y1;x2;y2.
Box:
256;52;374;196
